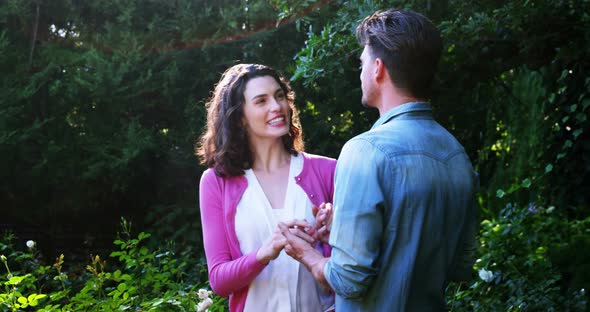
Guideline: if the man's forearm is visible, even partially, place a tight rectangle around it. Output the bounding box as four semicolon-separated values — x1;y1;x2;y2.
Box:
301;250;331;289
278;221;333;289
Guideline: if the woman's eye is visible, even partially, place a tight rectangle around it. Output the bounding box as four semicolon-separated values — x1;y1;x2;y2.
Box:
277;93;285;100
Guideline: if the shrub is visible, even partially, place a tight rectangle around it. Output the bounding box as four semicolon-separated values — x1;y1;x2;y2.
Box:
447;203;589;311
0;219;227;311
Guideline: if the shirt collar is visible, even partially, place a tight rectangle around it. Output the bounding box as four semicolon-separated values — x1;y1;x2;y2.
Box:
371;101;432;130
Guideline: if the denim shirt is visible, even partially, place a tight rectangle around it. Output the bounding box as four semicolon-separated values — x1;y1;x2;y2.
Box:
324;102;478;312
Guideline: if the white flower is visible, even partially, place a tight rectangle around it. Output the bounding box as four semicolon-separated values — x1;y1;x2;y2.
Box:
197;288;209;300
26;240;35;249
478;268;494;282
196;298;213;312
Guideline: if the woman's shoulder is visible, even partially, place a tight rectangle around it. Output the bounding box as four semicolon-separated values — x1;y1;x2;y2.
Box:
199;168;221;190
300;152;336;175
200;167;218;181
200;167;247;190
300;151;336;165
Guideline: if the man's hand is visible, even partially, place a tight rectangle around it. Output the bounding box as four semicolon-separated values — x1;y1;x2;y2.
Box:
278;222;331;288
256;219;313;265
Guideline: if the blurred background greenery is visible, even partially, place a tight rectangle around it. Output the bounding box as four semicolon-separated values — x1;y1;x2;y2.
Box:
1;0;588;310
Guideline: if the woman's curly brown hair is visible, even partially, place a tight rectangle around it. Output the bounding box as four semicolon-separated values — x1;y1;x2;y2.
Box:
196;64;304;177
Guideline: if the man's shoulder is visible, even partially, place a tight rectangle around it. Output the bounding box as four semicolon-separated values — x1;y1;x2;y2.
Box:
346;129;380;143
343;127;404;154
339;132;390;164
357;119;465;157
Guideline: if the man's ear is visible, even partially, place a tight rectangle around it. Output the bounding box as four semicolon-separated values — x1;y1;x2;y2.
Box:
374;58;386;81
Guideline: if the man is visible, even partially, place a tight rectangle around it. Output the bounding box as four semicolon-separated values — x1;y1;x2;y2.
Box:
280;9;478;311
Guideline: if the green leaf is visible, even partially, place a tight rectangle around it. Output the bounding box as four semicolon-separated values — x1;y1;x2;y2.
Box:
29;293;47;301
7;274;30;285
151;299;164;306
138;232;151;241
545;164;553;173
521;178;532;188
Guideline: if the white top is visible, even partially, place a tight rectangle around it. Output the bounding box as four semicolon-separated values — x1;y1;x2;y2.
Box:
235;154;332;312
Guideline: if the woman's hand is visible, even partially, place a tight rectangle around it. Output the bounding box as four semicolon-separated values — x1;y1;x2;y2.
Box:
256;219;314;264
311;203;333;244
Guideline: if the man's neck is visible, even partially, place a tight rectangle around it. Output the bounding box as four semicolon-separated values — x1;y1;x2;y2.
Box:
377;94;423;116
373;83;424;116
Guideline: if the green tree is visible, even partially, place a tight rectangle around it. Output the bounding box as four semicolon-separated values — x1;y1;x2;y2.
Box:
0;0;307;254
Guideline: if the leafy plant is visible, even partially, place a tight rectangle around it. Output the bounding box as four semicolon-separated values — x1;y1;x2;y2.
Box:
447;203;589;311
0;219;227;311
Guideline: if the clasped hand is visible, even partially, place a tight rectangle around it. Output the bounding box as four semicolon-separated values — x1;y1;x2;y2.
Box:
280;203;333;263
310;203;333;244
256;203;334;265
256;219;315;264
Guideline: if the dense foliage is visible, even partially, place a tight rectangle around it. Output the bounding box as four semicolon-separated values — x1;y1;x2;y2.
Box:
1;0;589;310
0;0;306;253
1;220;227;311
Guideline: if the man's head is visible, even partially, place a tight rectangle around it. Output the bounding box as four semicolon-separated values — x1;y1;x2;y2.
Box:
356;9;442;105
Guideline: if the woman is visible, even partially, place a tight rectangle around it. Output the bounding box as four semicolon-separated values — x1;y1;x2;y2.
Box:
197;64;335;312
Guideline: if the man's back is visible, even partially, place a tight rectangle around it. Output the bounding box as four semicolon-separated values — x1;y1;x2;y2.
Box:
327;102;477;311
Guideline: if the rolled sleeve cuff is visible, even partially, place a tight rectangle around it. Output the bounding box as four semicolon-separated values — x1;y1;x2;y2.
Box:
324;259;367;299
324;258;334;288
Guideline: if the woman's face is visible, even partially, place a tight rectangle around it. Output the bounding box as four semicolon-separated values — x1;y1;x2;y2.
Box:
242;75;290;145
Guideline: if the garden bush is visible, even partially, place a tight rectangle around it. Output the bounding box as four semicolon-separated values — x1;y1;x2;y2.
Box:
0;219;227;311
446;203;589;311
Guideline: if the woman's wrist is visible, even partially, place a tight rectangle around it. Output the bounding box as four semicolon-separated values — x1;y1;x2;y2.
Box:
255;246;271;264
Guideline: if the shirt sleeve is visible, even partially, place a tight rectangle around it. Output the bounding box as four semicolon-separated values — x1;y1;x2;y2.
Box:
321;157;336;257
324;138;386;298
199;171;267;297
448;171;479;282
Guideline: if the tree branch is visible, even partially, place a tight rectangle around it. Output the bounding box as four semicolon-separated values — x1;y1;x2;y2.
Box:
28;0;41;69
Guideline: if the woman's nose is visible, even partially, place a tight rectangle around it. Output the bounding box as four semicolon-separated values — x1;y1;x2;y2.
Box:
269;98;281;111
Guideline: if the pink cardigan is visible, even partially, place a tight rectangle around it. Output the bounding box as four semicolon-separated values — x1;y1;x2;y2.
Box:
199;152;336;312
